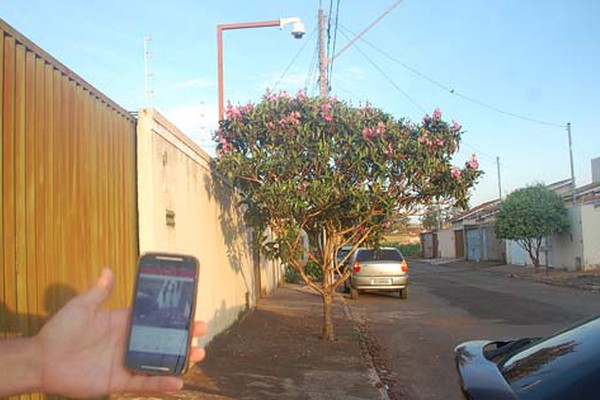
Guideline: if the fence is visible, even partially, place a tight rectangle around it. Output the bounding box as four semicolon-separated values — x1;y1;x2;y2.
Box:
1;16;138;351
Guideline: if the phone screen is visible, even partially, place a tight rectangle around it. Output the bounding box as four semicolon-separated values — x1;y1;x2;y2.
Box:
125;253;199;375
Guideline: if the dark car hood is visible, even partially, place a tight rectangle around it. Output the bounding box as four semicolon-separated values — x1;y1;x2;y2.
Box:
454;341;519;400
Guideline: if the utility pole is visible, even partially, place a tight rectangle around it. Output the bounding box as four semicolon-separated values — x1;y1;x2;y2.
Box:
144;35;154;105
318;8;328;98
496;156;502;200
567;122;576;205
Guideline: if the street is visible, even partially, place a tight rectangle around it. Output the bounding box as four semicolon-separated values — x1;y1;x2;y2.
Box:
345;261;600;400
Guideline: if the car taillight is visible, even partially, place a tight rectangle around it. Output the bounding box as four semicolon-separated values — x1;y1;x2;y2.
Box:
353;261;361;273
401;260;408;273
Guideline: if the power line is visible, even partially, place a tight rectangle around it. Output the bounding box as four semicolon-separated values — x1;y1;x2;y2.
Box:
304;38;320;95
338;24;566;129
339;29;426;114
273;27;316;90
460;140;496;163
326;0;334;64
327;0;342;92
331;0;403;63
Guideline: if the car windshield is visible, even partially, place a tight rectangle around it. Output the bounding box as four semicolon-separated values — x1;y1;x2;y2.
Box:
500;316;600;400
356;249;403;262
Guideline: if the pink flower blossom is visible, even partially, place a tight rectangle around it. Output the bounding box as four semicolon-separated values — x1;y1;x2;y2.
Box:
266;122;275;129
279;118;287;128
451;167;461;179
323;113;333;122
225;103;242;119
363;127;374;140
265;88;276;101
375;121;386;135
432;108;442;120
418;135;428;144
242;103;254;114
451;119;462;132
468;153;479;169
295;89;307;101
435;139;444;147
385;142;394;155
287;111;301;125
321;103;332;112
219;137;232;154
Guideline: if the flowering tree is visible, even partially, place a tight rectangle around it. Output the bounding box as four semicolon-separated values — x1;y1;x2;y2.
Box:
213;90;482;340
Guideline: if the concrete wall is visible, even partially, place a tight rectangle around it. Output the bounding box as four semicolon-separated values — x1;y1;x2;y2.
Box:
506;241;528;266
136;108;280;346
582;204;600;269
505;205;599;271
553;206;584;270
506;237;552;267
437;228;455;259
420;232;436;258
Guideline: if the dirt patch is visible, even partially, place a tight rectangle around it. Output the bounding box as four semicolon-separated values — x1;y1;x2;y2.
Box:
513;268;600;292
352;314;416;400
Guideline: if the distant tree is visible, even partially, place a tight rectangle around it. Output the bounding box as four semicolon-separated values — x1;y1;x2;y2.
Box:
495;184;569;271
421;204;461;231
213;91;482;340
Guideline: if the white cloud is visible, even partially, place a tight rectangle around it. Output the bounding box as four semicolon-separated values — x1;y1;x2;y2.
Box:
345;66;364;77
262;72;308;92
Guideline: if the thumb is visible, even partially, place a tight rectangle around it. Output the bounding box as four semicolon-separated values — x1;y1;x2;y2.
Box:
79;267;115;309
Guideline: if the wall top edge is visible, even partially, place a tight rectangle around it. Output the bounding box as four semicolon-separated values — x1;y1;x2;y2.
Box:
138;107;214;164
0;17;135;122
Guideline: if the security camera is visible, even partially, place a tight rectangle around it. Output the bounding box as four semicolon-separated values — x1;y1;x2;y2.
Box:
291;21;306;39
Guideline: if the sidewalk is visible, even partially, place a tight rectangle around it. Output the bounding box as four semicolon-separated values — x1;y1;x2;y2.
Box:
417;258;600;293
117;283;386;400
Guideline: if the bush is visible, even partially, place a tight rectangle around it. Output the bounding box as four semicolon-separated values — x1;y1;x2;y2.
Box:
386;242;420;257
284;265;301;284
284;261;324;284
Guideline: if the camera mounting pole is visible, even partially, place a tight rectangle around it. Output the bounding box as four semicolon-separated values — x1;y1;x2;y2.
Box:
216;17;305;120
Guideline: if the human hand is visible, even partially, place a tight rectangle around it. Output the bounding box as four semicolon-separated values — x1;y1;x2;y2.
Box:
36;268;207;398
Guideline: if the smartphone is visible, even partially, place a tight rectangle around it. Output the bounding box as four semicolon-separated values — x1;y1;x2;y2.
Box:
125;253;199;375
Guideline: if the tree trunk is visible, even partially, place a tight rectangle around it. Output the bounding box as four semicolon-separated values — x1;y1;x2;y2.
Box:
322;289;335;341
321;255;335;341
529;250;540;273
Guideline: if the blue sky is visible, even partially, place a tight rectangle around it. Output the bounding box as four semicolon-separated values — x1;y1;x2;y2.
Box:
1;1;599;206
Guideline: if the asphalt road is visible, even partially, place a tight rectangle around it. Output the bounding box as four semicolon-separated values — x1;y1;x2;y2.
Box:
345;260;600;400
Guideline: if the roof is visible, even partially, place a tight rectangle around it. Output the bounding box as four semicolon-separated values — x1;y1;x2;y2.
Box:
449;178;598;225
451;199;500;223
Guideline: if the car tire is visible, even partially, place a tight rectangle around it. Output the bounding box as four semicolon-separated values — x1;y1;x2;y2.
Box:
350;286;359;300
399;288;408;299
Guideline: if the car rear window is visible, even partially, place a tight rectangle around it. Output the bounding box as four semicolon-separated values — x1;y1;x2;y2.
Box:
356;249;403;262
337;248;352;263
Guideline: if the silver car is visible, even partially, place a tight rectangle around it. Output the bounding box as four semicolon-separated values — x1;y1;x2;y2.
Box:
345;247;409;299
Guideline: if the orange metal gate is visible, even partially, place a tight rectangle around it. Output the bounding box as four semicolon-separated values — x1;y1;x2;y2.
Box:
1;16;138;353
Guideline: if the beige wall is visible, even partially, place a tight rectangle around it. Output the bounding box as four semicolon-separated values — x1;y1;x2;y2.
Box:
554;206;584;270
437;228;456;259
582;204;600;269
136;108;280;346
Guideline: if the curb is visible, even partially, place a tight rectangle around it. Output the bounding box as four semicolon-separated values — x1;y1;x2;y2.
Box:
336;292;391;400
